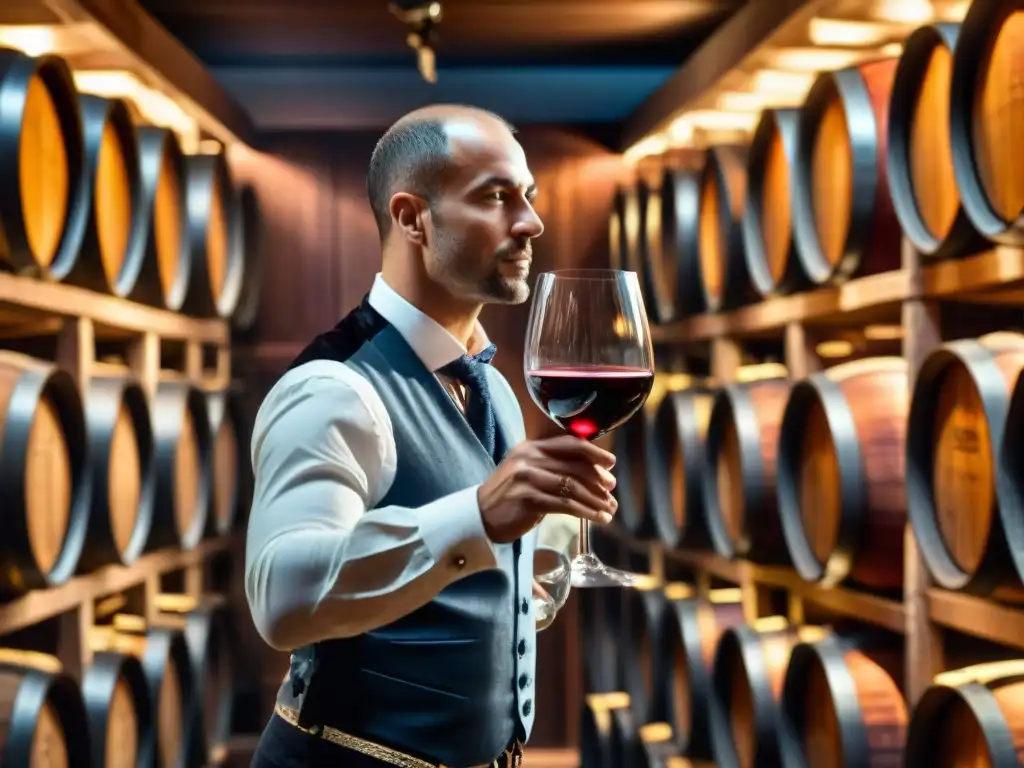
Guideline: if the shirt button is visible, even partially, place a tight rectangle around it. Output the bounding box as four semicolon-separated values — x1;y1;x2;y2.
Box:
518;673;529;689
520;598;529;615
517;639;526;657
522;700;532;717
451;555;466;569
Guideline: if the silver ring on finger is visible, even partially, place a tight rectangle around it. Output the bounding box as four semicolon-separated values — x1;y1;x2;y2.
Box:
558;475;573;500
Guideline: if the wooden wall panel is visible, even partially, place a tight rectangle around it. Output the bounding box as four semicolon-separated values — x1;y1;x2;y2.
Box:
228;125;628;747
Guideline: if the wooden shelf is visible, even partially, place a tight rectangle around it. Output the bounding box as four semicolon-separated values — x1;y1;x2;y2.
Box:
928;590;1024;652
0;0;257;148
0;533;240;636
650;247;1024;345
0;270;229;344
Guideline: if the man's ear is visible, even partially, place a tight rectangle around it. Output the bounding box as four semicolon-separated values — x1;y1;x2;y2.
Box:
389;192;427;245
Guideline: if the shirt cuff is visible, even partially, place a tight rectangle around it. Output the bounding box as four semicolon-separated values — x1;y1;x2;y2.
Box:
418;485;499;574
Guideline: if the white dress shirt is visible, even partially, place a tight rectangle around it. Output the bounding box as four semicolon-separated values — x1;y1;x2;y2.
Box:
245;274;577;652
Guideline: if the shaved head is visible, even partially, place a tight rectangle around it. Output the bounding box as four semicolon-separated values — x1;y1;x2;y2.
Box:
366;104;516;240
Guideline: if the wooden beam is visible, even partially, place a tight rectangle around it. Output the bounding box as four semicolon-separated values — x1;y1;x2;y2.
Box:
37;0;257;147
618;0;818;151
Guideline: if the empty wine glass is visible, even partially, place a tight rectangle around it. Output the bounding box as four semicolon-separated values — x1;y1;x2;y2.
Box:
524;269;655;588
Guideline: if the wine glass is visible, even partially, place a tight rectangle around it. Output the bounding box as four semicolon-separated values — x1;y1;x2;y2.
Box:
524;269;655;588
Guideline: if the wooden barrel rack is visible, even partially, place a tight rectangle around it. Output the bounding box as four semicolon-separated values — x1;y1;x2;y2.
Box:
948;0;1024;247
0;652;91;767
149;378;213;552
777;631;908;767
776;357;909;590
0;47;89;282
0;352;90;595
742;108;805;297
886;23;988;261
81;650;155;768
791;57;902;286
703;375;791;563
645;384;714;550
78;374;155;571
905;332;1024;597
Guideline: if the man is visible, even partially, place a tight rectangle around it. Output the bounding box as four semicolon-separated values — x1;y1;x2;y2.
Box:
246;104;619;768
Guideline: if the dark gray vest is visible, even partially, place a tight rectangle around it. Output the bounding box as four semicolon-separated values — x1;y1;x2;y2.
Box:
276;324;537;766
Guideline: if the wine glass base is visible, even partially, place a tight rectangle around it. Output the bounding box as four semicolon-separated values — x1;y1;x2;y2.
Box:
570;553;641;588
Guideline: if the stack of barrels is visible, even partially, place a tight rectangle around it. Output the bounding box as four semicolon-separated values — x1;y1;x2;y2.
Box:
0;42;260;767
612;0;1023;323
0;45;264;322
580;587;1024;767
0;597;238;767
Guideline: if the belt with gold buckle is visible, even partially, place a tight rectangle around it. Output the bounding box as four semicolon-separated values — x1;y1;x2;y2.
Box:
274;703;524;768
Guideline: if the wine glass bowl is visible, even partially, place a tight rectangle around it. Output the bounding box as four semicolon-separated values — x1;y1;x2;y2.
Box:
524;269;655;588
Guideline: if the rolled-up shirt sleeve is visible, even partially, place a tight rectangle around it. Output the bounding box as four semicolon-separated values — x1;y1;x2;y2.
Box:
244;361;499;651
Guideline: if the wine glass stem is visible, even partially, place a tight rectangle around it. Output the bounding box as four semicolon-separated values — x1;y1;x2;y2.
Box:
578;518;591;557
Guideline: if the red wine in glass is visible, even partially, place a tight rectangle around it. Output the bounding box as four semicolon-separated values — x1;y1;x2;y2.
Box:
524;269;655;589
525;366;654;441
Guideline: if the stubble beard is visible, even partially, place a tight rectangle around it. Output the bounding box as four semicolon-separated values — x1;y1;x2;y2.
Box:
433;229;531;305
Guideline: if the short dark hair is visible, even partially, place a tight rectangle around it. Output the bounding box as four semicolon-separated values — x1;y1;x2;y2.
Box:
366;108;517;240
366;119;451;240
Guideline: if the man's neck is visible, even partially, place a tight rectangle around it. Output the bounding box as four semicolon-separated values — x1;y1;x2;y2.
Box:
380;261;482;351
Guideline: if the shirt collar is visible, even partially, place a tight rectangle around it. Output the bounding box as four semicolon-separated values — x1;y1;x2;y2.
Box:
367;274;490;371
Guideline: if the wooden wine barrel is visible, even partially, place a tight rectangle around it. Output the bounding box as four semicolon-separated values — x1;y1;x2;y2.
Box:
230;183;265;332
82;650;155;768
949;0;1024;246
580;586;623;693
579;693;644;768
78;375;155;571
126;126;190;312
0;352;89;594
906;332;1024;597
887;23;989;261
776;357;909;590
608;186;629;271
697;145;754;313
709;619;828;768
613;407;658;539
777;631;907;767
177;603;236;764
205;389;242;536
646;385;715;550
183;151;245;318
998;368;1024;586
742;108;807;297
904;661;1024;766
63;94;148;296
650;168;706;320
792;57;902;286
659;588;744;759
138;626;197;768
620;582;666;725
0;48;89;281
148;378;212;551
0;650;91;767
703;376;791;563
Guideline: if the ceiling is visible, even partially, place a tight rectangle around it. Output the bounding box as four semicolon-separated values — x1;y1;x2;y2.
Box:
137;0;749;135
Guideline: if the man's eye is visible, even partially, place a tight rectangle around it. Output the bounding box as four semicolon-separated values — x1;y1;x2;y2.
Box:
489;191;508;201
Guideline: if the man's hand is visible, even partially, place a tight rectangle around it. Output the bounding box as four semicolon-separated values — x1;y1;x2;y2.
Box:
478;434;617;543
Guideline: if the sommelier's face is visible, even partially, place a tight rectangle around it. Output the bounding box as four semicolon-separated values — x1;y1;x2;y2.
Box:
423;118;545;305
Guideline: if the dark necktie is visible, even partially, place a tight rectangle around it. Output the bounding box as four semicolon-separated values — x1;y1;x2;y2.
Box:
439;344;507;463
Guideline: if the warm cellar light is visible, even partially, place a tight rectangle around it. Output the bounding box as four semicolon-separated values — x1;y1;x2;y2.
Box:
808;18;904;47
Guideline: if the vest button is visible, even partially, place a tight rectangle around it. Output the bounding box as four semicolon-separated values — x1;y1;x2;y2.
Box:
517;639;526;657
451;555;467;569
522;699;532;717
520;598;529;615
518;673;529;689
